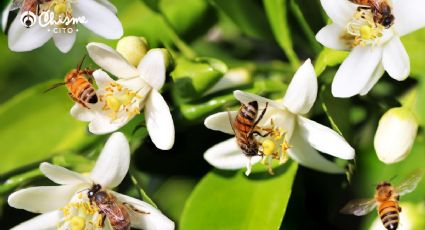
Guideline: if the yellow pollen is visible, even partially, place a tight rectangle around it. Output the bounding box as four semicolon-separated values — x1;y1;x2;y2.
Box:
70;216;85;230
106;96;122;112
262;140;276;156
360;25;372;40
54;3;67;15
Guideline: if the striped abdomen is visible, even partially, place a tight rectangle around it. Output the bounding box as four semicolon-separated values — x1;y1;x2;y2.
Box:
378;201;399;230
67;75;98;104
234;101;259;156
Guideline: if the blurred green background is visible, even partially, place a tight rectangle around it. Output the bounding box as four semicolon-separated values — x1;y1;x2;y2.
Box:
0;0;424;229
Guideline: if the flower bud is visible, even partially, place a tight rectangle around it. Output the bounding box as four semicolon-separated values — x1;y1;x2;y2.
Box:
116;36;149;66
203;68;251;96
374;107;418;164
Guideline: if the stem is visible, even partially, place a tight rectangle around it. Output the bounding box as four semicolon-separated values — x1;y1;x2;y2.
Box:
289;0;321;54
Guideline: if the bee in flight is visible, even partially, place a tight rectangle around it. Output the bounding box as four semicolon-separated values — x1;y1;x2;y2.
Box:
45;56;98;108
228;101;270;157
349;0;395;28
340;169;424;230
88;184;149;230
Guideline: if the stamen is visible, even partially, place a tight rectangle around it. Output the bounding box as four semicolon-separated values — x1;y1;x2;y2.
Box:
343;8;385;47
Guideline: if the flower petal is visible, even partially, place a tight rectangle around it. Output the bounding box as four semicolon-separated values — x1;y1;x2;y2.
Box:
204;137;261;170
204;111;238;135
320;0;358;27
8;185;79;213
137;49;167;90
88;114;127;134
40;162;89;185
90;132;130;188
93;69;116;88
382;37;410;81
112;192;175;230
287;130;345;174
332;45;383;98
233;90;285;109
283;59;318;115
144;90;175;150
8;16;52;52
297;116;355;160
2;3;11;32
315;23;349;50
95;0;118;13
52;31;76;53
86;42;139;78
10;211;63;230
262;108;296;141
394;0;425;36
70;103;94;122
359;63;385;96
73;0;123;39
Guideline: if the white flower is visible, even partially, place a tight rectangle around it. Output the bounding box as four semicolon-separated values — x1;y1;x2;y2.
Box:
7;0;123;53
7;132;174;230
374;107;418;164
204;60;355;175
316;0;425;98
71;43;175;150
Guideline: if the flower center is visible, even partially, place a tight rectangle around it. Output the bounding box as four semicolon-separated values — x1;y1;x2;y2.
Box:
257;122;290;175
99;82;143;121
343;8;385;47
58;191;104;230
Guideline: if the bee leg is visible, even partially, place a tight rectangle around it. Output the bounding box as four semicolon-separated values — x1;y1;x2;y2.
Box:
253;102;268;127
68;93;89;109
123;202;150;215
82;69;95;83
251;130;272;137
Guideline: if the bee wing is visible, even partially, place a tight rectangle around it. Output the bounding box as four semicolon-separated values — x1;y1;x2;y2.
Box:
340;198;376;216
99;202;127;221
396;169;424;196
10;0;25;11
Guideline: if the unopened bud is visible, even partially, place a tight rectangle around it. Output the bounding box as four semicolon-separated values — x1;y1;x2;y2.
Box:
374;107;418;164
116;36;149;66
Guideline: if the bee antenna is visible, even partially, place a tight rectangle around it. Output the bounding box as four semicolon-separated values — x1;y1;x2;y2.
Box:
43;82;66;93
77;55;87;72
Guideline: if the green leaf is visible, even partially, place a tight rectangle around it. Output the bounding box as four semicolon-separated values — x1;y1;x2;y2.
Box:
314;48;348;76
180;162;298;230
0;82;94;175
402;28;425;79
211;0;273;40
263;0;300;70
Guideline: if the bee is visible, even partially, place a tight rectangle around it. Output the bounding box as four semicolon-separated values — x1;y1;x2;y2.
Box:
229;101;269;157
340;169;424;230
10;0;51;13
45;56;98;108
87;184;131;230
349;0;395;28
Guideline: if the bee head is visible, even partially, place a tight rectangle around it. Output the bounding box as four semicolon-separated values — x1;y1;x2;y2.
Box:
88;184;102;199
381;15;394;28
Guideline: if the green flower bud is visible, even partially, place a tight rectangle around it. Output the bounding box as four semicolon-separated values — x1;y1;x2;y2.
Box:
374;107;418;164
116;36;149;66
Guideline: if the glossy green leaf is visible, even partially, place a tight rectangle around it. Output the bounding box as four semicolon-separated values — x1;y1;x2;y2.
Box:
0;82;94;175
402;28;425;79
314;48;348;76
211;0;272;40
180;162;298;230
263;0;299;69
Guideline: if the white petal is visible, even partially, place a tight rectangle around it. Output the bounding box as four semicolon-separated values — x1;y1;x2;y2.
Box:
8;185;79;213
137;49;167;90
283;59;318;115
315;23;349;50
112;192;175;230
90;132;130;188
332;45;383;98
359;63;385;96
73;0;123;39
70;103;94;122
393;0;425;36
8;17;52;52
88;115;128;134
39;162;89;185
95;0;118;13
262;108;296;141
233;90;285;109
52;31;76;53
11;211;63;230
297;116;355;160
204;111;238;135
204;138;261;170
144;90;175;150
288;130;345;174
320;0;358;27
87;43;139;78
93;69;116;88
382;37;410;81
